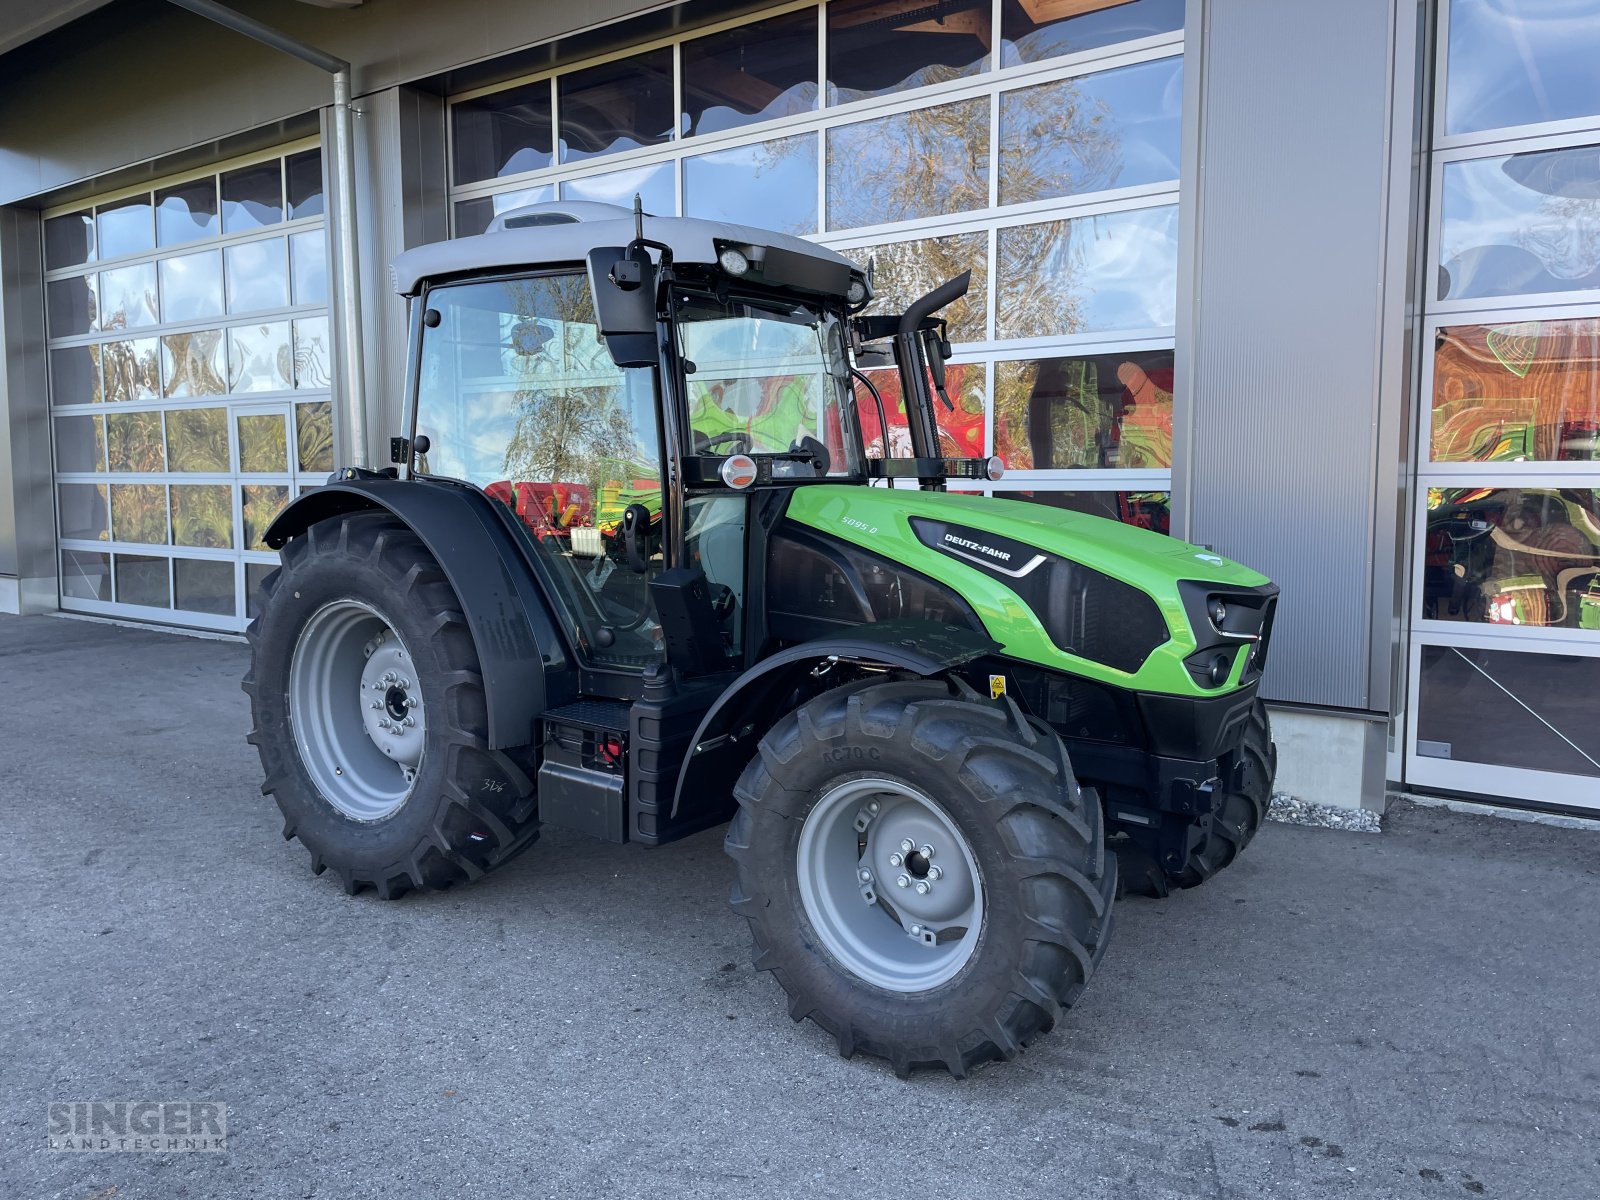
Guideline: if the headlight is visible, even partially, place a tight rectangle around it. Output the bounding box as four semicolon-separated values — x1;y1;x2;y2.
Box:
718;247;750;276
1208;597;1228;628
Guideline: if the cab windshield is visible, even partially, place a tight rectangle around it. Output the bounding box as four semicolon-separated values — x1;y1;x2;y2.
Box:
674;290;863;479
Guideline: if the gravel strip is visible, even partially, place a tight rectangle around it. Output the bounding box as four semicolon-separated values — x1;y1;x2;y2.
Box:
1267;792;1382;832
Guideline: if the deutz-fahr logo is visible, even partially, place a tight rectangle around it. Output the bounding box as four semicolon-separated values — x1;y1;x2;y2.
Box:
943;532;1011;563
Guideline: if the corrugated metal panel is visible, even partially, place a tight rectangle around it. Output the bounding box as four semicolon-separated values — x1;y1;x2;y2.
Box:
1184;0;1397;709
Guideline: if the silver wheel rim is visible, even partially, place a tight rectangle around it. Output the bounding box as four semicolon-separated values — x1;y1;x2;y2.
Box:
795;776;984;993
288;599;425;821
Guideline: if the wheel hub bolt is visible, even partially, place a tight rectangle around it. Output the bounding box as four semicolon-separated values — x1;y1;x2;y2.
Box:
927;865;943;882
920;844;934;859
899;839;915;854
888;852;903;868
896;875;910;889
914;880;931;895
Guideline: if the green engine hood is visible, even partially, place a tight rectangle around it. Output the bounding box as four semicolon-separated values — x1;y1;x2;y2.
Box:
783;485;1273;698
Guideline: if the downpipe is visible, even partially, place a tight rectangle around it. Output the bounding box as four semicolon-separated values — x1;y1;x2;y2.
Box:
165;0;369;467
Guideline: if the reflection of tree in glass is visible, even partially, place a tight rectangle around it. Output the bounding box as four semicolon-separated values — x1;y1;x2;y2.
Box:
102;341;160;402
107;409;164;471
165;407;228;472
998;75;1122;203
297;402;334;473
849;233;989;343
499;275;653;494
171;485;233;549
828;94;989;231
112;484;168;545
165;330;227;397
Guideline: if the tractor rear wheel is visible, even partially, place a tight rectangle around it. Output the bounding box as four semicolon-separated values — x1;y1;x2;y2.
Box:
243;512;540;898
726;677;1116;1077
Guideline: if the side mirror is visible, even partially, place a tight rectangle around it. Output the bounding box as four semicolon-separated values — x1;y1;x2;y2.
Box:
587;246;658;368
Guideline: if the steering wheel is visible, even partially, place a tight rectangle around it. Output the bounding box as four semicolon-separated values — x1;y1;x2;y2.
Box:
695;429;753;455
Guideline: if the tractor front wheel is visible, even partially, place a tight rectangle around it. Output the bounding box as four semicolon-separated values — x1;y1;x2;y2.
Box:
726;678;1116;1077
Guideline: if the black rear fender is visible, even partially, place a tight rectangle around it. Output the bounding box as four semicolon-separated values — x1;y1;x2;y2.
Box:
263;478;567;750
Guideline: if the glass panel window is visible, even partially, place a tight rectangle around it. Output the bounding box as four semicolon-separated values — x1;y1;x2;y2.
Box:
221;162;284;233
61;550;112;601
995;349;1174;470
99;262;159;330
111;484;169;545
827;0;992;103
1446;0;1600;136
101;339;162;402
854;361;987;459
45;211;94;269
827;99;989;231
174;558;235;616
286;150;324;220
560;162;674;215
163;329;227;398
54;415;106;473
997;205;1179;340
1422;484;1600;628
997;488;1173;535
681;9;819;136
229;323;293;393
454;197;495;237
155;179;219;247
106;409;164;472
998;57;1182;205
170;484;233;549
50;346;102;405
164;407;229;472
293;317;332;390
159;250;224;322
96;194;154;260
290;229;327;306
58;484;110;541
114;553;171;607
1000;0;1183;68
849;232;990;343
242;485;290;551
558;49;674;164
453;81;555;184
685;135;817;235
1417;644;1600;776
1432;318;1600;463
47;277;98;337
1439;146;1600;302
225;238;289;313
296;401;334;473
238;412;289;473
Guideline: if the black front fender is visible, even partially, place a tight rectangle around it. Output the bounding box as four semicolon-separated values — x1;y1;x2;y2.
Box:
263;478;567;750
670;619;997;819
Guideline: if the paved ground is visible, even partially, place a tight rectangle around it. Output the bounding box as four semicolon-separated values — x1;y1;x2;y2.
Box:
2;612;1598;1200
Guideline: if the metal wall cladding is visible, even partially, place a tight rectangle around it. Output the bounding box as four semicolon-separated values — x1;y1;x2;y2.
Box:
1185;0;1400;710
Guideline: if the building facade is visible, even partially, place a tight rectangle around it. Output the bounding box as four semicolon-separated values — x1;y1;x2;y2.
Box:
1;0;1596;812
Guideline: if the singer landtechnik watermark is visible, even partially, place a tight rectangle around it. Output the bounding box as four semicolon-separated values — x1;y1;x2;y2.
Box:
47;1102;228;1152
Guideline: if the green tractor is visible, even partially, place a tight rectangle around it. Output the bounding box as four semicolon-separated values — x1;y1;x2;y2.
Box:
244;201;1278;1076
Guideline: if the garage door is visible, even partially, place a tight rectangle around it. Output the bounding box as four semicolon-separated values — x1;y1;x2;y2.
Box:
44;140;333;632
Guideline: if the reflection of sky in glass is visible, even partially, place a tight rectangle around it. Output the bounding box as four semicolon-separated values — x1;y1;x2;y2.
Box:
226;238;289;313
999;206;1178;338
999;57;1181;204
560;163;674;215
685;136;817;234
159;251;223;322
492;185;555;217
1447;0;1600;135
1440;150;1600;301
99;263;158;330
